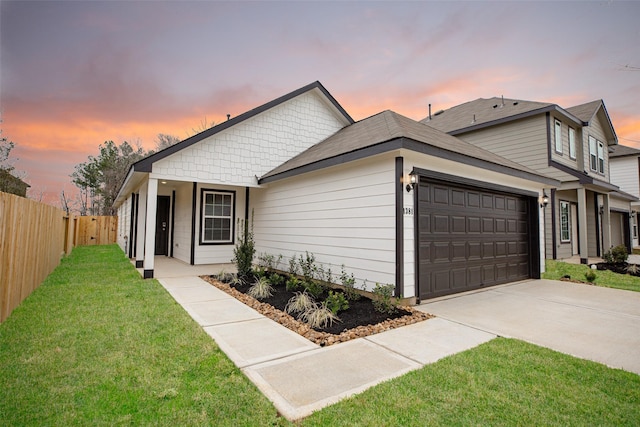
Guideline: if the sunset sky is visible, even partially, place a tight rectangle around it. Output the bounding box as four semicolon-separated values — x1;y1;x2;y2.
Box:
1;0;639;206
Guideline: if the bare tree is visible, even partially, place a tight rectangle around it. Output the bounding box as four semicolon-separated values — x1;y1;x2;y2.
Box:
154;133;181;152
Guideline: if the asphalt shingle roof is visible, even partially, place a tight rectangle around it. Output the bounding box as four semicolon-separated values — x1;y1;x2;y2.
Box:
262;110;549;182
610;144;640;158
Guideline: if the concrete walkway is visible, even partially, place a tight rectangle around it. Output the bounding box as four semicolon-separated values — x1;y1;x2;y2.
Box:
158;276;495;421
418;279;640;375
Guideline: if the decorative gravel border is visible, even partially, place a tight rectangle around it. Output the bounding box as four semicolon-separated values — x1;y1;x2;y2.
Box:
202;276;434;347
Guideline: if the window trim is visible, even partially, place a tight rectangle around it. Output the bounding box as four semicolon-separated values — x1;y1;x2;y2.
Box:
554;119;563;154
597;140;605;174
588;135;599;173
199;188;236;245
568;127;576;160
560;201;571;243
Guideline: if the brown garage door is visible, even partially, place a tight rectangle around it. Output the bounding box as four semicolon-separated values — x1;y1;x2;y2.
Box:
417;178;532;300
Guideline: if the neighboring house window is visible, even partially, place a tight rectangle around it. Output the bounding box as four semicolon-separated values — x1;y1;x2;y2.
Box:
560;201;570;242
589;135;604;173
554;120;562;154
633;213;638;240
201;190;234;244
597;141;605;174
568;127;576;159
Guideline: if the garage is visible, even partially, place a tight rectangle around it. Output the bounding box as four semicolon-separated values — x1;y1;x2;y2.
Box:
416;174;539;300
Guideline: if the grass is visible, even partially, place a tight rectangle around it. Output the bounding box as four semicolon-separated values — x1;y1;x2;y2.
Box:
303;338;640;426
0;245;282;426
1;245;639;425
543;259;640;292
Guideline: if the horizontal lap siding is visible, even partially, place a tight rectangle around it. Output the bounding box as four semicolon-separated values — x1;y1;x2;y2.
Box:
253;156;396;291
610;157;639;198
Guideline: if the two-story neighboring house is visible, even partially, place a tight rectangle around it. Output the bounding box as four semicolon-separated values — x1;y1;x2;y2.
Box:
422;97;634;263
609;144;640;248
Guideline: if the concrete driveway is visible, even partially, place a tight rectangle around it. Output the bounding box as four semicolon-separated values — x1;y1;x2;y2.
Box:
417;279;640;375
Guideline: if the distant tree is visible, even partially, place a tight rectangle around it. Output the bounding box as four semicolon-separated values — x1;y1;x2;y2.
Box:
154;133;181;152
187;117;215;137
71;140;146;215
0;127;29;197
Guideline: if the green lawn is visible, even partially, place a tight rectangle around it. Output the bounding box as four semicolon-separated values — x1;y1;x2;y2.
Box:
543;259;640;292
1;245;639;425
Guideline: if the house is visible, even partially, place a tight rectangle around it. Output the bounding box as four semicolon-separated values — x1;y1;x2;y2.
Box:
422;97;635;262
0;169;29;197
113;82;555;302
609;144;640;248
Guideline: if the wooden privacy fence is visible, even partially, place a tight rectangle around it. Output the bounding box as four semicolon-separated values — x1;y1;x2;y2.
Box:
0;191;117;322
76;215;118;246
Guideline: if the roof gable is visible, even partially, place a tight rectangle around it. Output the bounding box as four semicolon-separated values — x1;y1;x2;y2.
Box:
133;81;353;173
567;99;617;144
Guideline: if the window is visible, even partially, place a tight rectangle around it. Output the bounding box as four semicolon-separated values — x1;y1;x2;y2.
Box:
560;201;570;242
568;127;576;159
589;136;598;172
554;120;562;153
633;213;638;240
201;190;234;244
597;141;605;174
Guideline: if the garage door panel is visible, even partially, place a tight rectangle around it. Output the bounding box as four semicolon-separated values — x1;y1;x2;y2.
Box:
418;178;532;300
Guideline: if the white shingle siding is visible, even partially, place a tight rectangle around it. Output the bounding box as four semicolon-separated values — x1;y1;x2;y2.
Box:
116;195;131;254
252;155;397;292
151;91;345;186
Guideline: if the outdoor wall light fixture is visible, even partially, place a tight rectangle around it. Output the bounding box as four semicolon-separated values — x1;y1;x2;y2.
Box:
406;173;417;192
540;192;549;208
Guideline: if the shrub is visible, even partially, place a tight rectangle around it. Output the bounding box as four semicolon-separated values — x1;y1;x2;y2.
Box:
340;265;361;301
584;270;597;283
269;272;285;287
372;283;398;315
257;252;282;272
232;213;255;281
288;256;300;276
299;303;340;329
302;280;324;299
325;290;349;315
285;276;302;292
299;252;318;282
285;291;315;315
247;277;274;300
603;245;628;264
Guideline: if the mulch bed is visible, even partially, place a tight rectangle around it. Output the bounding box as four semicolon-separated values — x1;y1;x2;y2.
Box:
201;275;432;347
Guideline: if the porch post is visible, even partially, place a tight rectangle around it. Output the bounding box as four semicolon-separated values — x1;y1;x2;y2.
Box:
577;188;589;264
135;184;147;268
143;178;158;278
602;193;611;252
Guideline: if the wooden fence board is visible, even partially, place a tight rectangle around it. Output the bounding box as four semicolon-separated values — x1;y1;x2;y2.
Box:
0;192;117;322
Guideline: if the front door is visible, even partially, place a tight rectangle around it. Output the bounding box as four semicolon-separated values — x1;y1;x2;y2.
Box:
571;204;579;256
155;196;170;255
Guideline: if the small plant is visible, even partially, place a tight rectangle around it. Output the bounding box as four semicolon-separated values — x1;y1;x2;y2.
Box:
232;212;255;281
247;277;274;300
285;291;315;315
269;272;285;287
257;252;282;272
288;256;300;276
603;245;628;264
286;276;302;292
372;283;398;315
302;279;324;298
340;265;361;301
299;252;318;282
215;269;234;283
299;302;340;329
230;275;244;287
325;290;349;315
626;264;640;275
584;270;597;283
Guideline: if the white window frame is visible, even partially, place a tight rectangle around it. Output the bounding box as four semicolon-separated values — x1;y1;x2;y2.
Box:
589;136;598;172
560;201;570;242
554;120;563;154
597;141;605;174
200;189;235;245
633;213;638;240
568;127;576;159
